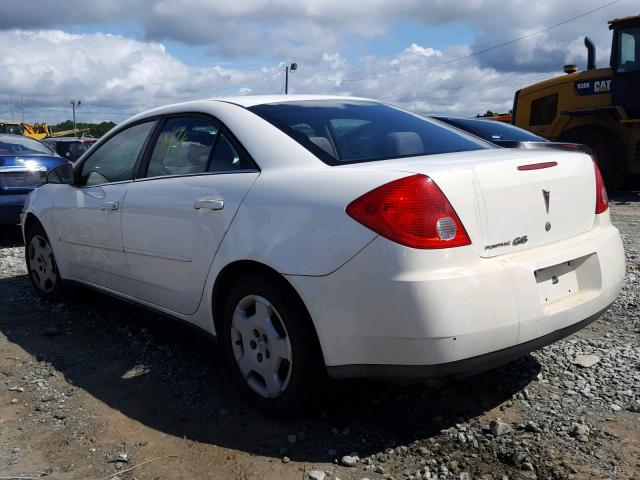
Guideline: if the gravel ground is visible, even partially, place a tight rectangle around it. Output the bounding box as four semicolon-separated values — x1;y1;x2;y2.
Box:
0;194;638;480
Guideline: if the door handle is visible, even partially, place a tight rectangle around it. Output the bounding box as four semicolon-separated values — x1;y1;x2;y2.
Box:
100;201;119;211
194;199;224;211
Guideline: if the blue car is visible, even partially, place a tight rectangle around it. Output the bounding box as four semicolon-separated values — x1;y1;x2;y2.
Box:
0;134;68;224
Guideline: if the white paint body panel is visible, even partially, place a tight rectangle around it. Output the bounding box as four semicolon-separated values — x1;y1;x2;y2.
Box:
289;213;624;367
121;172;259;315
52;183;138;293
22;96;626;377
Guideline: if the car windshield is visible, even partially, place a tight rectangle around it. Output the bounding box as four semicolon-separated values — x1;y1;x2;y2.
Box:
0;136;54;156
439;118;546;142
249;100;491;165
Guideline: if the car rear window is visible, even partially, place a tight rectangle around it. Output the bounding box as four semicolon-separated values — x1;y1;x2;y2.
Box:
0;136;54;156
441;118;546;142
248;100;491;165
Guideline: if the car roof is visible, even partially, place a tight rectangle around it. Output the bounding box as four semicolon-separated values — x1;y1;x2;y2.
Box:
0;133;44;142
44;137;96;142
435;116;490;123
119;95;380;130
129;95;376;120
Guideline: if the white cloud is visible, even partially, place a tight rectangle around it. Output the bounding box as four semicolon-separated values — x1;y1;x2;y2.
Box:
0;28;571;124
0;30;285;122
0;0;629;68
0;0;632;123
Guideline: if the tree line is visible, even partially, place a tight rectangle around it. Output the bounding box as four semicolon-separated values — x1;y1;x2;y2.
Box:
50;120;116;138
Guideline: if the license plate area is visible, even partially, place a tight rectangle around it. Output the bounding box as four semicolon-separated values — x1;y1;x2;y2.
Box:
534;261;579;306
0;171;42;190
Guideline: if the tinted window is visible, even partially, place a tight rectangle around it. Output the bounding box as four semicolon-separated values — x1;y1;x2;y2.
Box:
47;142;68;156
147;117;218;177
81;121;155;186
442;118;546;142
0;136;54;156
0;124;22;135
529;94;558;126
48;141;92;159
249;100;490;165
69;142;93;157
209;134;251;172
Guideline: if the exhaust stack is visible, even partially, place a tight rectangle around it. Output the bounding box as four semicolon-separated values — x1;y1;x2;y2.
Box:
585;36;596;70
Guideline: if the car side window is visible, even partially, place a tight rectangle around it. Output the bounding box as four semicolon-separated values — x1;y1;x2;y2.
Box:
209;133;253;172
80;121;155;186
146;117;218;177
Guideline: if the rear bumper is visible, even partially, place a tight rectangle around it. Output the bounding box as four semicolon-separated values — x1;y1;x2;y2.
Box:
288;213;625;378
327;304;608;380
0;193;27;224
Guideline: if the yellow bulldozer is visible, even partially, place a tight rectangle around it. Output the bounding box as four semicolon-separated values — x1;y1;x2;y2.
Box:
513;15;640;190
0;121;86;140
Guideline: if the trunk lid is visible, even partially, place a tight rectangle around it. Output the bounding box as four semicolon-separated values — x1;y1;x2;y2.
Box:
340;149;596;257
466;152;595;257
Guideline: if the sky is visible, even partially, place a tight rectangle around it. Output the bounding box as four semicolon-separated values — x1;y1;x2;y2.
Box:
0;0;634;124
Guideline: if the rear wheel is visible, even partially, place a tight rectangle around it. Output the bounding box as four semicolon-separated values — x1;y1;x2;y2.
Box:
25;222;66;302
559;127;629;191
220;274;321;416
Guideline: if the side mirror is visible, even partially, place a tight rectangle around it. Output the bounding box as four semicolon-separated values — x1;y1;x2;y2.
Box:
46;163;76;185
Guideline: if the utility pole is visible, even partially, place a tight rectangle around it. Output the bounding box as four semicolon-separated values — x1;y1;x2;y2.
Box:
70;99;81;137
21;96;24;123
284;63;297;94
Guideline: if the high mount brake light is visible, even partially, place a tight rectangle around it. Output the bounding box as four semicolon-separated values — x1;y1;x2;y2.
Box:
593;161;608;214
517;162;558;171
346;174;471;249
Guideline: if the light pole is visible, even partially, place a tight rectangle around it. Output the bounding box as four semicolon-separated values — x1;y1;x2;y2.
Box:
284;63;297;94
70;99;81;136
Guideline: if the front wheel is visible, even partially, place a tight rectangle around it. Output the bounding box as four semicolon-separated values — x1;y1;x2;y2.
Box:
25;222;66;302
220;274;321;416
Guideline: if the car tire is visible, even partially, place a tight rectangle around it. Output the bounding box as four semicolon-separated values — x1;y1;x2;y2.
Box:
24;222;66;302
220;273;321;417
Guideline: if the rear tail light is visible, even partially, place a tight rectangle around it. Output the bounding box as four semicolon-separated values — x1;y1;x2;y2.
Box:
346;174;471;249
593;161;608;214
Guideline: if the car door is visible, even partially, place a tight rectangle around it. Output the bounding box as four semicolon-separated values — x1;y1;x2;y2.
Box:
52;120;157;293
121;115;259;315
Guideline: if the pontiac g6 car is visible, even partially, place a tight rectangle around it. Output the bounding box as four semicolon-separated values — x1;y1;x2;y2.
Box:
21;96;625;415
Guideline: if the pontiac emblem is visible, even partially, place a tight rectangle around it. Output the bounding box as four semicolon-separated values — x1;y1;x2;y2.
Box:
542;189;550;214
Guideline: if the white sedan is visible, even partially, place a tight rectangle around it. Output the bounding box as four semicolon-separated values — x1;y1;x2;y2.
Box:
22;95;625;415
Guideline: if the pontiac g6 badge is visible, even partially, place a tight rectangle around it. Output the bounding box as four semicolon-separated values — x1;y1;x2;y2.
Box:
485;235;528;250
512;235;528;246
542;189;550;214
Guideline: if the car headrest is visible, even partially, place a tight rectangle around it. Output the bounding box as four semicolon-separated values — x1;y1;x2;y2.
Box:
384;132;424;156
185;131;214;146
187;142;210;168
308;136;336;158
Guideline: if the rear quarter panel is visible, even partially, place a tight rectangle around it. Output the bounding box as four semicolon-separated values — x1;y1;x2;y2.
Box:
211;166;409;276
